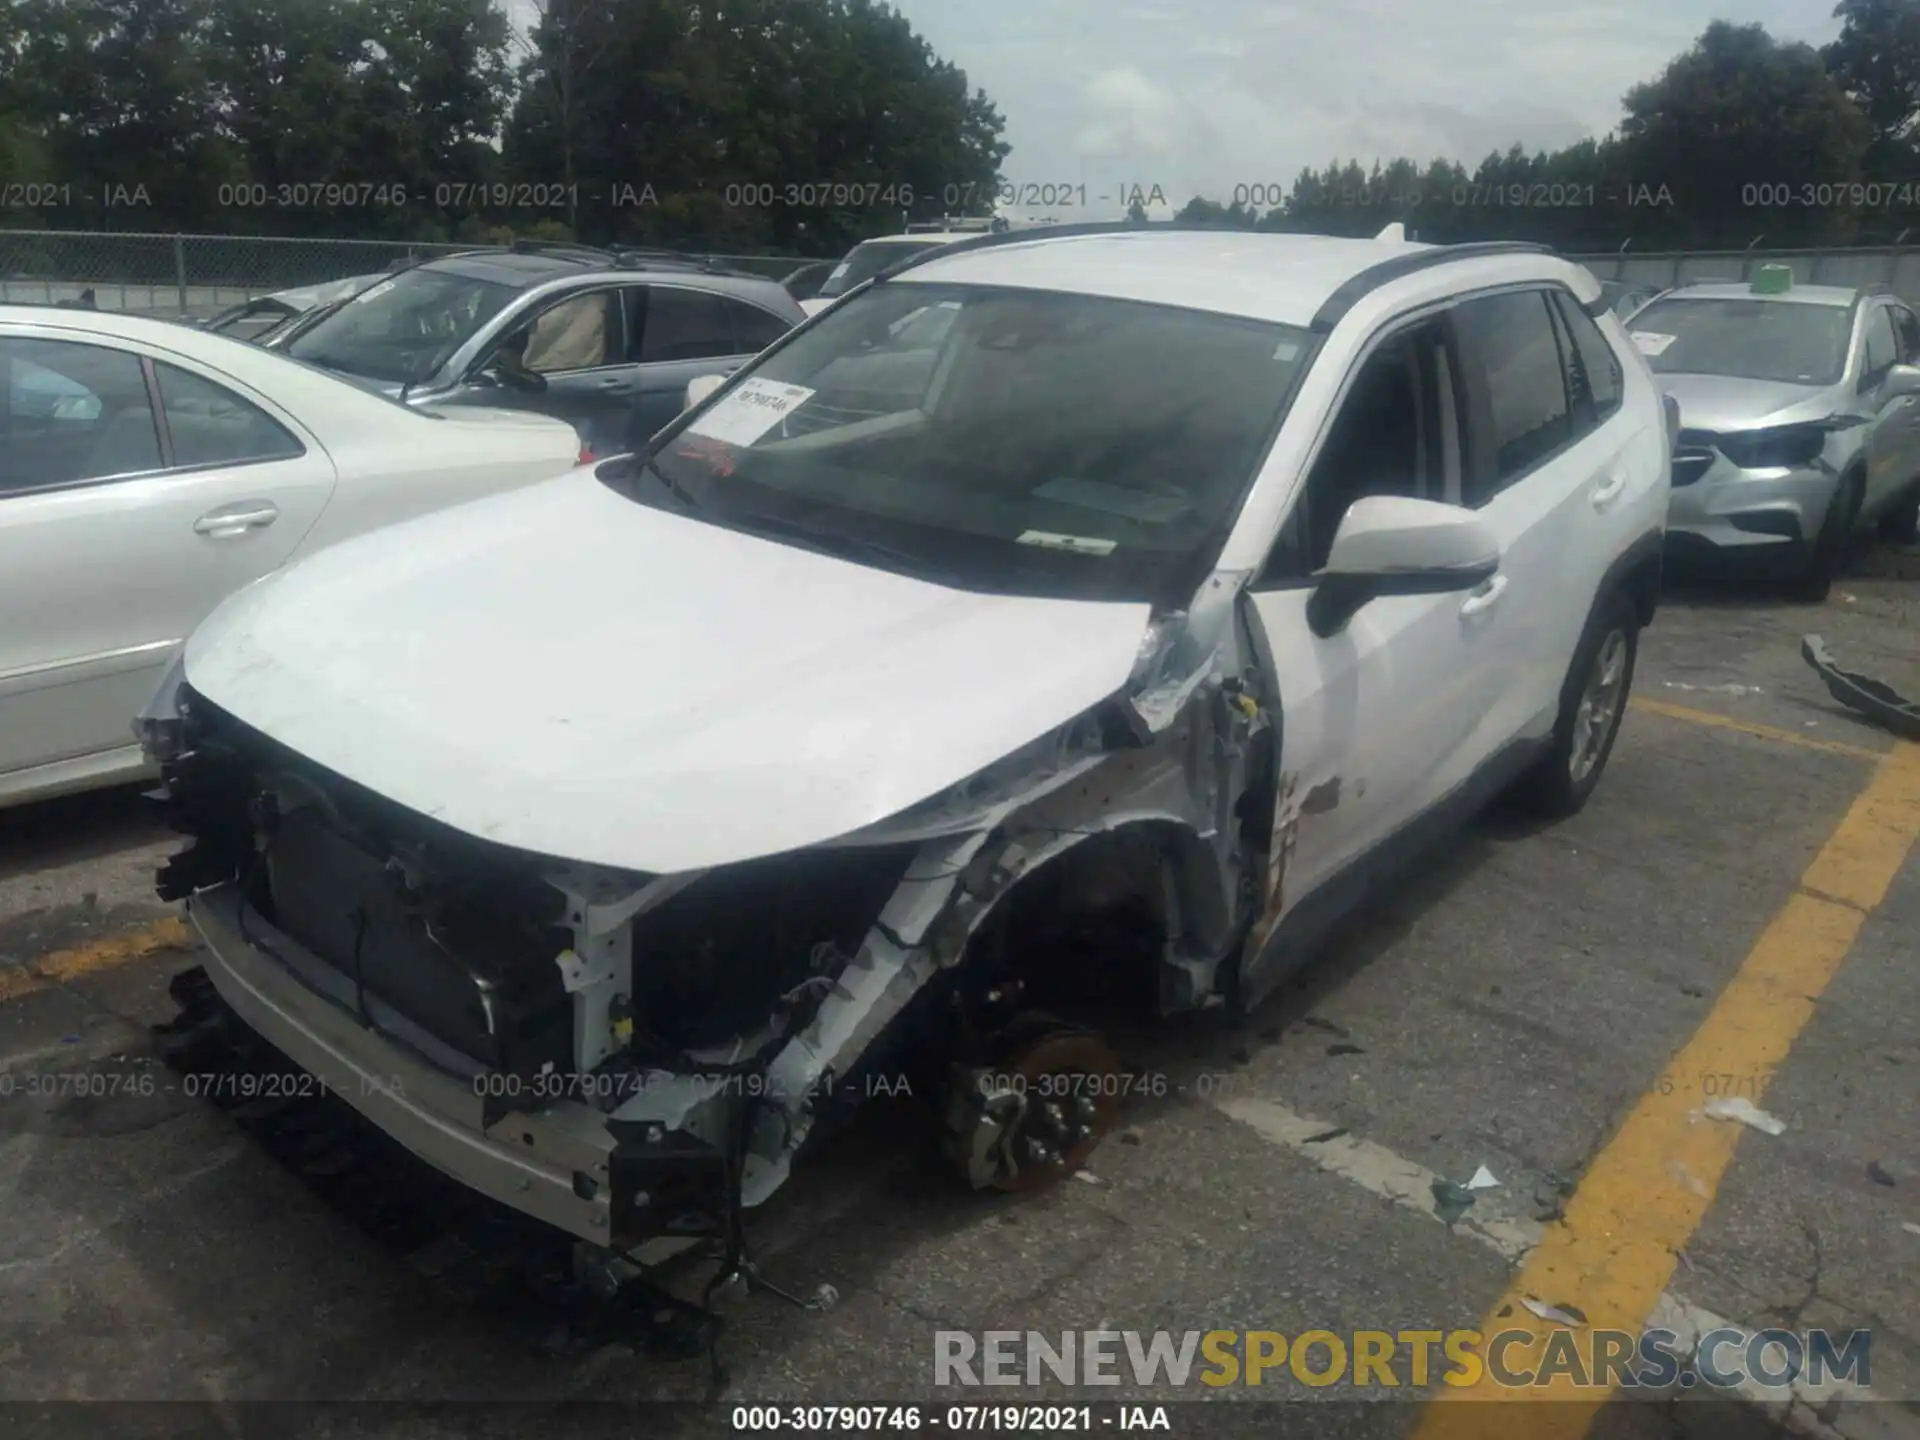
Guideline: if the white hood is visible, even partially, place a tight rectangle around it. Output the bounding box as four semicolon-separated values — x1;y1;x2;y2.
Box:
183;471;1153;874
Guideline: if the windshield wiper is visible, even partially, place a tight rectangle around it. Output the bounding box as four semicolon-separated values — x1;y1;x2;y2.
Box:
630;454;706;511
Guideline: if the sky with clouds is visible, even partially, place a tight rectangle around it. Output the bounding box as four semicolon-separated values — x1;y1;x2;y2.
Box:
501;2;1845;218
884;0;1843;217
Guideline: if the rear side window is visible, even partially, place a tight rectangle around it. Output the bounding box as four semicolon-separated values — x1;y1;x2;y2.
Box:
1452;290;1573;505
1550;292;1622;427
640;286;738;363
155;362;304;468
725;298;793;353
0;337;160;492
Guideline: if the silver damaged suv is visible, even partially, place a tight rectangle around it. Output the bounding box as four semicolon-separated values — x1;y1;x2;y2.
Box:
1630;268;1920;598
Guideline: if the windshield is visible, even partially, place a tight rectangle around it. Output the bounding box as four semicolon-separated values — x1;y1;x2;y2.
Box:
815;240;947;299
286;268;519;384
607;281;1313;606
1627;297;1851;386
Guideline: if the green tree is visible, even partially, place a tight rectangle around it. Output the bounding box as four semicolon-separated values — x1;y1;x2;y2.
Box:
12;0;242;230
503;0;1007;252
1617;20;1870;246
1824;1;1920;160
1173;195;1255;228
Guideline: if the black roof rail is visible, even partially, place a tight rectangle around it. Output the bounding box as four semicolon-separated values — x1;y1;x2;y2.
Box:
863;222;1562;330
606;246;772;279
509;239;615;261
871;219;1158;283
1307;241;1557;332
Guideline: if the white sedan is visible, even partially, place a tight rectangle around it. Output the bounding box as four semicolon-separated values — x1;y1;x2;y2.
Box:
0;304;588;809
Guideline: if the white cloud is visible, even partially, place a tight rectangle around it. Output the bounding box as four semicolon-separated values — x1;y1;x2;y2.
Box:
886;0;1849;213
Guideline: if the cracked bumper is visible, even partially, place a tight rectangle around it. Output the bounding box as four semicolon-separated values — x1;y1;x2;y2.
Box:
188;882;617;1244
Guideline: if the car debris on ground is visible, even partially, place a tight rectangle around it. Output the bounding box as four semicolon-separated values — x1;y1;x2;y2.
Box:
1701;1096;1787;1135
1802;635;1920;740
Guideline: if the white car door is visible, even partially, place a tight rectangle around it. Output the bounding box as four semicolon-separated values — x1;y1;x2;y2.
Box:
1241;316;1514;965
0;332;336;793
1446;288;1622;739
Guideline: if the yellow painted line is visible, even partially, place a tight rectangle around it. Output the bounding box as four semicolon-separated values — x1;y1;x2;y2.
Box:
1630;696;1885;762
1414;739;1920;1436
0;915;194;1003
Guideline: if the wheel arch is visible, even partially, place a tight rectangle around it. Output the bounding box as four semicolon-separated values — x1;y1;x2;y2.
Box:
937;813;1239;1014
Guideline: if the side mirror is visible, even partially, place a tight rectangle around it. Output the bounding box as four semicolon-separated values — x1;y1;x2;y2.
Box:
685;373;728;410
1882;362;1920;400
1306;495;1501;637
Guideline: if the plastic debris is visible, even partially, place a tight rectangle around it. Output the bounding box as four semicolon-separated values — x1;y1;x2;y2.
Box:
1521;1296;1588;1327
1903;1223;1920;1238
1802;635;1920;740
1466;1165;1501;1190
1702;1097;1786;1136
1667;1161;1711;1197
810;1283;839;1312
1867;1161;1897;1187
1072;1170;1102;1185
1431;1180;1476;1226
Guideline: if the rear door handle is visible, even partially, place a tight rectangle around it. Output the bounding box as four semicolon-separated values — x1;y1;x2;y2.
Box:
193;501;279;537
595;376;635;392
1459;574;1509;618
1591;472;1627;509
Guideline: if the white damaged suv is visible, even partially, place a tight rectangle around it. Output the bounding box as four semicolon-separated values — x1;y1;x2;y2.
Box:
140;225;1671;1260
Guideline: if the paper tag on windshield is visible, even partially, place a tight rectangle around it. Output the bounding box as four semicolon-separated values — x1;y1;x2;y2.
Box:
686;378;815;446
1017;530;1117;556
354;278;397;304
1630;331;1676;356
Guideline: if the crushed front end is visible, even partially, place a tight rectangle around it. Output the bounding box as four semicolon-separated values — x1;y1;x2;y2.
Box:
140;581;1271;1266
146;683;917;1254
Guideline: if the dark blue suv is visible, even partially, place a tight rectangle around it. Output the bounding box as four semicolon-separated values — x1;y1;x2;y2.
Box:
284;242;807;455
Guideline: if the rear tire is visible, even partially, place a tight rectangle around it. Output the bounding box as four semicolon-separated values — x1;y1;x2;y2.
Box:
1878;480;1920;544
1792;470;1862;602
1508;589;1639;820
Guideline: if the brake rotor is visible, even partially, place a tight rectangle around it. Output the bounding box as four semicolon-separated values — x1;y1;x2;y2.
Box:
985;1026;1125;1193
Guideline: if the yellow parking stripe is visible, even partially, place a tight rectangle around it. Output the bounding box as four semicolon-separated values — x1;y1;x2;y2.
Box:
1414;739;1920;1435
1629;697;1885;762
0;916;194;1002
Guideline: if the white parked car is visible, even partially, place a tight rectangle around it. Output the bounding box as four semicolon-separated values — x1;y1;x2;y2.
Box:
143;228;1669;1262
799;218;1031;315
0;305;588;809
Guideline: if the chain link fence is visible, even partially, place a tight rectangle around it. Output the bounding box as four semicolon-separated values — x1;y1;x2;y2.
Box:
15;228;1920;322
1567;245;1920;306
0;229;817;318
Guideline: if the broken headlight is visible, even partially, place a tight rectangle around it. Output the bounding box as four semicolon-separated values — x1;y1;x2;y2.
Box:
1716;423;1830;470
132;653;191;763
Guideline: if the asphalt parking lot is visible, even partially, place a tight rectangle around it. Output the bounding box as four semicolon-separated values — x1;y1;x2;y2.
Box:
1;550;1916;1440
